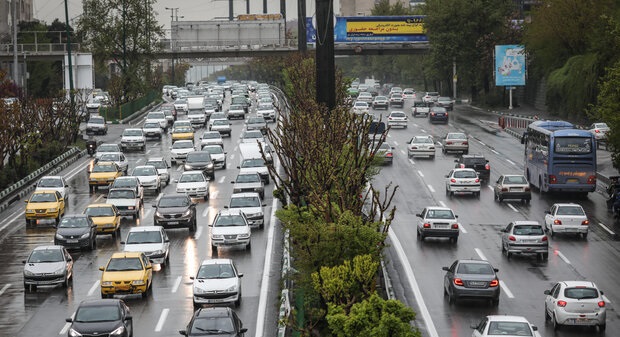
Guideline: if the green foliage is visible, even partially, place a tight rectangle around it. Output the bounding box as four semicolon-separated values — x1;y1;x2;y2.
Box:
372;0;413;15
326;293;420;337
591;60;620;169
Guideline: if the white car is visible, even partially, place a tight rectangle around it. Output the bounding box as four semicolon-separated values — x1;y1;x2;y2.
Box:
544;281;606;331
98;152;128;175
105;188;140;219
588;122;609;141
423;91;440;103
387;111;408;128
227;104;246;120
176;170;210;200
187;109;207;127
95;143;122;160
407;135;435;159
201;145;227;170
173;98;188;113
471;315;541;337
232;172;265;199
142;121;163;139
210;119;232;137
192;258;243;308
352;101;370;115
256;103;276;122
445;168;481;198
357;92;373;103
226;192;265;229
145;157;171;185
239;158;269;185
402;88;416;99
544;203;589;239
200;131;224;149
210;209;251;254
170;140;196;164
85;115;108;135
131;165;161;193
122;226;170;266
240;129;265;144
35;176;69;200
110;176;144;201
415;206;460;243
120;128;146;152
208;112;227;128
145;111;168;130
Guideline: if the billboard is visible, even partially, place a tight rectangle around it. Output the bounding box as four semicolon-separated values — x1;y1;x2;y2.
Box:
306;16;427;43
64;53;94;91
495;45;526;86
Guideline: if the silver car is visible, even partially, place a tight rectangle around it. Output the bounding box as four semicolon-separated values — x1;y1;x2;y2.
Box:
544;281;606;331
442;132;469;154
201;144;227;169
407;135;435;159
493;174;531;203
226;192;266;229
442;259;500;306
210;119;232;137
98;152;128;174
145;157;171;185
23;245;73;291
200;131;224;149
445;168;481;198
232;172;265;199
500;221;548;260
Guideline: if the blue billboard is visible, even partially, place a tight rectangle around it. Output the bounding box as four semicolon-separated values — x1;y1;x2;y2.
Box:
306;16;427;43
495;45;526;86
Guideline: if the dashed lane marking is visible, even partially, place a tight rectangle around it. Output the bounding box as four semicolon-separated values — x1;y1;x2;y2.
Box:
439;200;447;207
500;281;515;299
427;185;435;193
393;141;399;146
155;308;170;332
598;222;615;236
59;313;74;335
400;149;406;156
556;250;571;264
218;176;226;184
507;203;519;212
417;170;424;177
95;194;105;203
0;284;10;296
506;159;516;165
172;276;182;293
491;149;499;155
194;226;203;240
87;280;100;296
409;159;415;165
202;206;211;218
475;248;487;260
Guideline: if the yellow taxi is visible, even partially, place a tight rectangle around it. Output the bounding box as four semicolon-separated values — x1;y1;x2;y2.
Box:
88;161;123;192
83;203;121;237
99;251;153;298
171;126;195;141
24;190;66;226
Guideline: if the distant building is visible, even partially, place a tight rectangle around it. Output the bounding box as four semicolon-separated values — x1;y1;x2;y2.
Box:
0;0;34;38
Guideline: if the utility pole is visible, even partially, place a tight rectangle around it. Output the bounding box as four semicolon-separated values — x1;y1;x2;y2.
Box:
64;0;74;105
228;0;233;21
122;0;127;71
145;0;151;85
298;0;307;53
246;0;249;14
315;0;335;110
263;0;267;13
165;7;179;85
12;0;18;86
280;0;286;22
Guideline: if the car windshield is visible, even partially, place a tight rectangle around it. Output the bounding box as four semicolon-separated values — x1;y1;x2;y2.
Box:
211;113;226;119
147;112;165;119
158;196;189;208
196;264;235;279
99;154;121;162
190;317;234;334
375;96;387;100
448;133;466;140
564;287;599;299
92;164;116;173
180;173;205;183
186;153;211;163
30;193;57;202
108;190;136;199
214;214;246;227
243;131;263;139
84;207;115;217
37;178;63;188
74;306;120;323
504;176;527;184
133;167;156;176
453;170;477;178
413;137;433;144
28;249;63;263
230;196;260;208
513;225;544;235
144;122;160;128
241;158;265;167
174;127;193;133
355;102;367;107
229;104;243;110
202;146;223;155
463;158;486;165
236;174;260;183
59;217;89;228
213;120;229;126
173;142;194;149
146;160;166;169
425;210;455;219
98;145;119;152
486;322;532;336
202;132;221;139
112;179;136;188
123;130;142;137
106;257;143;271
248;117;265;124
556;206;585;216
90;117;104;124
188;110;204;116
126;231;162;244
457;263;494;275
258;105;272;111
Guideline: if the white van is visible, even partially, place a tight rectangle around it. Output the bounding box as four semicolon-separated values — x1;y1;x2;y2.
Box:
238;143;270;184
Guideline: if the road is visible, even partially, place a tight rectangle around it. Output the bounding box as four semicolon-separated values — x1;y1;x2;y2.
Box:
0;92;282;337
373;101;619;337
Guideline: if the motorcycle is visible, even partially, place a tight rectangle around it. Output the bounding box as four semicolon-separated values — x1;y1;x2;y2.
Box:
86;140;97;157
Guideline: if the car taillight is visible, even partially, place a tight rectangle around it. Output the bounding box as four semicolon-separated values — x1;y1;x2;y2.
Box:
431;112;436;116
508;235;516;241
582;220;589;226
501;187;508;192
423;223;431;228
388;117;393;120
450;178;456;183
386;153;393;157
453;278;464;286
595;129;600;133
445;112;449;117
446;141;453;145
485;163;490;170
459;164;465;168
463;141;468;145
554;219;562;225
587;175;596;184
598;301;606;307
542;236;548;241
410;146;418;149
475;178;480;183
549;175;557;184
489;279;499;287
557;300;567;307
451;223;459;229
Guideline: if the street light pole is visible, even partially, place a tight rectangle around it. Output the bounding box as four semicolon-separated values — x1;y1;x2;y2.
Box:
64;0;74;105
165;7;179;85
12;0;18;86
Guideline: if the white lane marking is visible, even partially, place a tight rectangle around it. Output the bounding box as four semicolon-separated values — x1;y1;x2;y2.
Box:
387;133;392;138
487;185;494;191
176;165;182;172
427;185;435;193
172;276;182;293
478;141;486;146
491;149;499;155
59;313;75;335
506;159;515;165
439;200;447;207
499;280;515;298
0;284;10;295
87;280;100;296
144;209;152;219
218;176;225;184
393;141;399;146
202;206;211;218
475;248;487;261
254;187;280;337
417;170;424;177
399;149;406;156
598;222;616;235
194;226;203;240
154;308;170;332
420;128;426;133
409;159;415;165
95;194;104;202
146;149;152;155
233;145;239;151
151;144;159;148
388;230;440;337
211;191;218;199
556;250;571;264
230;154;235;160
603;295;612;304
507;203;519;212
459;224;467;234
136;158;144;164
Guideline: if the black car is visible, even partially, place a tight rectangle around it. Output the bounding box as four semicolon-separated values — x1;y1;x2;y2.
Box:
429;106;449;123
184;151;216;180
66;299;133;337
54;215;97;250
179;307;247;337
455;154;490;182
153;194;197;232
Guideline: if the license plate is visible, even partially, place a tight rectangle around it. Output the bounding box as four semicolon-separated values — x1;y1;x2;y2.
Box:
224;240;236;244
469;281;486;286
509;187;521;191
522;239;536;243
67;239;78;243
435;225;448;229
167;221;179;225
567;178;579;183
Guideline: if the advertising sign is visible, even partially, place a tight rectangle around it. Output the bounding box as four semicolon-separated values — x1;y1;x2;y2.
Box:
306;16;427;43
495;45;526;86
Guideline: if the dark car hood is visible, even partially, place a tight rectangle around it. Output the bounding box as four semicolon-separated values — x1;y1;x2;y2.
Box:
157;206;190;215
71;320;123;335
185;161;209;168
189;332;236;337
57;227;90;237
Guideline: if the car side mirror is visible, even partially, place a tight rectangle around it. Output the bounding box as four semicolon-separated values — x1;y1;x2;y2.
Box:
545;210;550;214
262;204;266;207
120;241;125;244
543;290;551;295
238;273;244;278
600;290;604;295
152;204;157;208
190;276;195;280
224;206;229;209
165;239;169;243
65;318;73;323
146;265;152;270
454;159;459;163
67;258;72;262
532;326;538;332
65;184;69;187
493;268;499;272
455;215;458;218
240;328;248;334
99;266;104;271
470;323;478;329
125;315;132;321
22;260;26;264
442;267;449;271
237;166;240;169
230;181;235;184
444;175;449;178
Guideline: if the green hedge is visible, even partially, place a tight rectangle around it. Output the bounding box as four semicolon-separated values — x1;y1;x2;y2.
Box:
100;91;159;121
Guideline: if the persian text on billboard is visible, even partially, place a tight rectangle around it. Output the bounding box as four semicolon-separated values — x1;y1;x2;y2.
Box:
306;16;427;43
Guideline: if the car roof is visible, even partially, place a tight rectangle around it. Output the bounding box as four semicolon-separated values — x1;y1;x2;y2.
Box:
62;214;89;219
181;170;205;175
128;226;164;233
146;157;165;162
559;280;598;288
230;192;260;198
32;190;58;195
461;154;485;159
110;251;144;258
78;299;123;308
453;168;477;172
217;209;243;216
33;245;64;251
485;315;531;323
200;258;233;266
456;259;491;265
195;307;232;318
86;203;114;208
511;220;541;226
553;203;583;207
425;206;453;211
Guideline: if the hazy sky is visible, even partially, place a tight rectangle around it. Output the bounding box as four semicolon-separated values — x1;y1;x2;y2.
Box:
33;0;330;32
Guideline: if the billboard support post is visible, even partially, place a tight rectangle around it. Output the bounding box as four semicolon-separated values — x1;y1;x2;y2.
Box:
495;45;525;110
509;88;513;110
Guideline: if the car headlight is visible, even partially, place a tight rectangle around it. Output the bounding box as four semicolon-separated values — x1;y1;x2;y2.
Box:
110;326;126;336
24;269;34;276
49;208;58;212
155;211;163;217
54;267;66;276
152;249;164;256
197;187;207;191
246;212;262;218
26;209;35;214
182;209;192;217
238;233;250;239
101;281;113;286
128;206;134;210
68;328;82;337
225;284;238;292
55;233;64;239
80;233;90;239
194;286;206;294
132;280;145;285
254;188;262;192
207;163;214;169
211;234;224;239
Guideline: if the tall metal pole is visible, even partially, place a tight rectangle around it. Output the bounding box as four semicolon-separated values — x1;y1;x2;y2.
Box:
12;0;18;85
297;0;307;52
280;0;286;22
64;0;74;104
263;0;267;13
315;0;335;110
229;0;233;21
246;0;249;14
122;0;127;71
166;7;178;85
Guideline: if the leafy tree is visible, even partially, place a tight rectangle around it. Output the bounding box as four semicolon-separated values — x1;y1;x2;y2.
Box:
592;60;620;169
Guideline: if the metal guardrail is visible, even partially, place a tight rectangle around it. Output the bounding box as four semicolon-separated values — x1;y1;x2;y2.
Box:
0;43;80;55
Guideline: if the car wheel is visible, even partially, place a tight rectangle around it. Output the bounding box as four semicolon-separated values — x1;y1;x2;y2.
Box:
62;275;70;288
90;238;96;251
211;245;218;255
93;238;97;250
445;187;450;196
189;219;197;233
475;191;481;198
599;323;606;332
430;155;435;159
549;227;555;237
442;148;447;154
447;290;456;305
544;304;551;321
204;193;209;201
493;193;498;201
506;251;512;259
498;196;503;202
552;314;561;330
450;236;458;244
582;232;588;239
246;242;251;250
235;296;241;308
101;292;108;299
491;298;499;307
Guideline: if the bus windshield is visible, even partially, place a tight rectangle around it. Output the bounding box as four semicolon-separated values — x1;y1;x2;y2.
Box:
554;137;592;154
